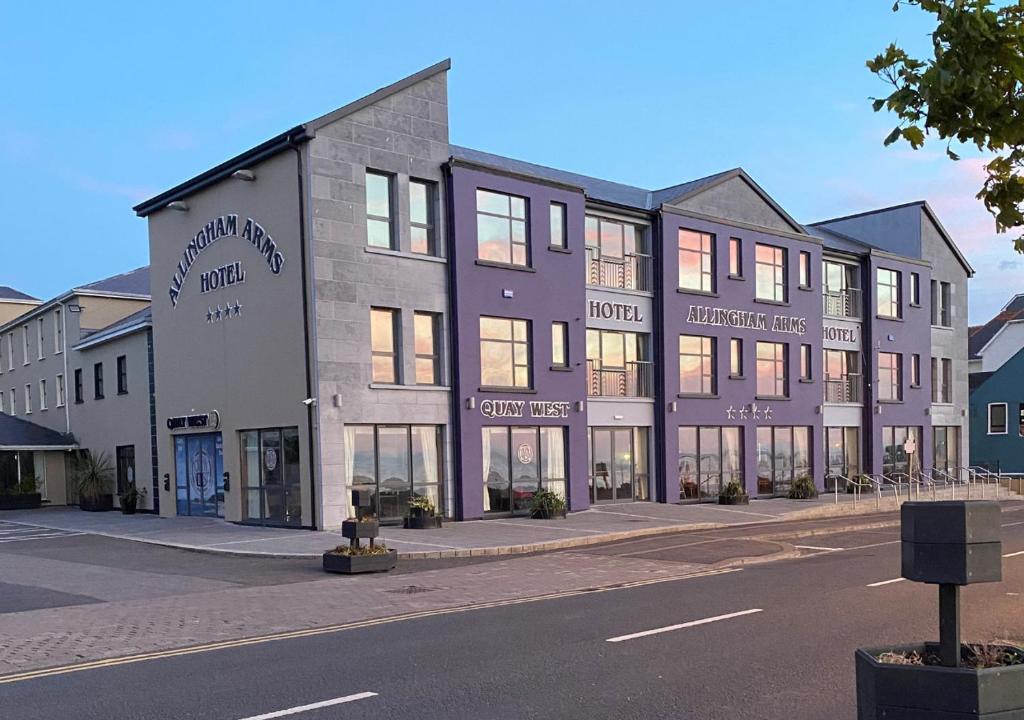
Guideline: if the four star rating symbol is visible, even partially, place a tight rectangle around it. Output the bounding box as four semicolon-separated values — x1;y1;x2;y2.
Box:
206;300;243;324
725;402;774;422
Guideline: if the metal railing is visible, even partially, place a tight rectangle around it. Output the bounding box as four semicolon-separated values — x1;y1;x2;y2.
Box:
823;288;862;319
824;374;862;403
586;359;653;398
586;248;653;292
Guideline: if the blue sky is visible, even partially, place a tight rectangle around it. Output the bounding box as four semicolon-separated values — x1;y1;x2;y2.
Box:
1;1;1017;322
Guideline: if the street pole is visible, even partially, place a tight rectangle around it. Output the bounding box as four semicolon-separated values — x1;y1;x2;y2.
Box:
938;583;961;668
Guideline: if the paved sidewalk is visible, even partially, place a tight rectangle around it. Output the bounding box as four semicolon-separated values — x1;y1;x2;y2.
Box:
0;492;950;559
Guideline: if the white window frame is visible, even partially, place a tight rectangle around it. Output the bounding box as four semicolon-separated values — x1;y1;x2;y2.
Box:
0;391;4;413
8;388;14;416
6;333;13;371
56;373;65;407
54;308;64;354
988;402;1009;435
24;383;32;414
39;378;47;410
21;326;29;366
37;317;44;360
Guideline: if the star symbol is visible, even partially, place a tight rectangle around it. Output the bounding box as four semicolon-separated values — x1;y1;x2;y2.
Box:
214;305;223;321
763;405;774;420
206;308;213;323
726;405;736;420
232;300;242;317
739;404;749;420
751;403;761;421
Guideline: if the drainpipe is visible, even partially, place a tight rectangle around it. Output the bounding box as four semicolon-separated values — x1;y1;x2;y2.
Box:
60;300;70;435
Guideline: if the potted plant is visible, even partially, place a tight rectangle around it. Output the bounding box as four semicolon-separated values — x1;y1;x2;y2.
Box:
322;542;398;574
0;474;42;510
788;475;818;500
529;488;566;519
75;452;115;512
718;480;749;505
403;495;442;529
118;481;145;515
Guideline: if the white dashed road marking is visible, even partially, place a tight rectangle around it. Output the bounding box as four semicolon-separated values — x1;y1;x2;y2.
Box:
606;608;763;643
867;578;906;588
237;692;378;719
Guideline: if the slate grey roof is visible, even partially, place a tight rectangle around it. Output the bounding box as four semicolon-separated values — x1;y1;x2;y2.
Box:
76;266;150;298
969;294;1024;359
806;225;876;255
73;307;152;351
0;413;76;450
0;286;39;302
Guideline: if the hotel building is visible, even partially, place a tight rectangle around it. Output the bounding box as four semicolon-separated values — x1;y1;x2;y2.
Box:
129;60;972;529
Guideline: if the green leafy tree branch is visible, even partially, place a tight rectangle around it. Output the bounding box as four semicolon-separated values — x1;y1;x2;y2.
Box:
868;0;1024;249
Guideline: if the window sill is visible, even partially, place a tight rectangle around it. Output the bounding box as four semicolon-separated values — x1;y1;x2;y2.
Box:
930;325;953;331
549;366;573;372
877;399;903;405
364;246;446;263
475;260;536;273
876;315;904;322
754;298;790;307
988;431;1009;436
94;397;104;401
547;246;572;254
677;393;718;399
798;285;813;292
729;374;745;380
910;303;921;309
798;378;814;384
755;395;790;401
117;391;128;396
369;383;451;391
728;274;744;281
478;386;537;394
676;288;718;298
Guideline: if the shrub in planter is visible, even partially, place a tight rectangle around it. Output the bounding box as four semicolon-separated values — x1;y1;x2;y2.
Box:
403;495;442;529
341;516;379;540
74;452;115;512
529;489;566;519
0;474;42;510
788;475;818;500
118;481;146;515
322;543;397;574
718;481;749;505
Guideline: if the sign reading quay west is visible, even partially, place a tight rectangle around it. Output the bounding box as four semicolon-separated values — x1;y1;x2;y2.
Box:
686;304;807;336
479;399;572;419
168;214;286;307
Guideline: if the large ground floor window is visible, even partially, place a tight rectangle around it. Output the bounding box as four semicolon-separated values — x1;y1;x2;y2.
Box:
756;426;811;496
484;426;565;515
589;427;649;503
932;426;960;477
0;450;34;494
347;425;444;524
825;427;860;491
678;426;743;501
241;427;301;527
881;426;922;478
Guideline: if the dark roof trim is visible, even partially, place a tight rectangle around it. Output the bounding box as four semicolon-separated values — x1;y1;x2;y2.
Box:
661;205;821;245
134;59;452;218
448;156;585;194
659;168;808;235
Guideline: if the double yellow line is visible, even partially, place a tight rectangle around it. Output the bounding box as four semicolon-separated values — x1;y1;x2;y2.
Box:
0;567;738;685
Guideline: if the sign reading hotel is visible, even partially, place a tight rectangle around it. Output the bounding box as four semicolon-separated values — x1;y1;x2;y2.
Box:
686;305;807;336
823;324;858;343
168;214;285;307
479;399;572;419
588;300;644;323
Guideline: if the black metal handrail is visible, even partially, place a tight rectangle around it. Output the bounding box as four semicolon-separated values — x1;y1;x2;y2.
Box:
586;359;653;398
586;247;653;292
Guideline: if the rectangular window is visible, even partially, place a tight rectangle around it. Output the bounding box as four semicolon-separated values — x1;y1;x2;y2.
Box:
477;189;528;266
822;261;861;318
37;318;44;360
911;353;921;387
365;171;395;249
22;325;29;365
0;335;4;374
551;321;568;368
877;268;901;319
54;308;63;354
931;357;952;403
798;251;811;289
882;426;922;476
910;272;920;306
0;392;4;414
878;351;902;401
74;369;83;404
38;379;47;410
729;338;743;378
932;426;960;476
931;280;951;326
370;308;400;384
824;349;861;403
756;426;812;496
482;425;565;514
414;312;441;385
988;403;1008;434
678;229;715;293
678;426;744;500
549;202;567;249
586;329;650;397
800;343;812;381
755;244;787;302
678;335;716;396
93;362;104;399
825;426;861;482
56;373;65;407
117;355;128;394
8;388;14;415
409;179;437;255
240;427;302;526
6;333;13;371
728;237;742;278
755;341;788;398
586;216;650;291
24;384;31;414
480;316;531;388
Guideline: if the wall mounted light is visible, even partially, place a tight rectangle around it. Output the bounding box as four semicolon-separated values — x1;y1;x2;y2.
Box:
815;405;822;414
502;289;514;299
613;414;624;421
167;201;189;212
574;401;583;412
67;304;82;313
333;394;342;408
466;397;476;409
669;401;677;412
232;169;256;182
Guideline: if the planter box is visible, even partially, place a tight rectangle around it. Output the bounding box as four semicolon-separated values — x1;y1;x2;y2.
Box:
0;493;42;510
856;644;1024;719
80;494;114;512
340;519;379;540
322;550;397;574
530;508;567;520
403;515;443;529
719;495;750;506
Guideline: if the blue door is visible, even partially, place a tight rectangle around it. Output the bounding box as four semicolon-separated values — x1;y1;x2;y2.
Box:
174;433;223;517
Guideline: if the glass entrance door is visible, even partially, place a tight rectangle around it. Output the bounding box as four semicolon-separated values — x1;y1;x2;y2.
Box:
590;428;645;503
174;433;223;517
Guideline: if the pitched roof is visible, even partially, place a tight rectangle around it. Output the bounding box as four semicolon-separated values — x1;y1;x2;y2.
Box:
73;307;152;351
0;414;76;450
75;266;150;298
969;370;995;391
969;294;1024;359
0;286;39;303
134;60;452;217
806;224;877;255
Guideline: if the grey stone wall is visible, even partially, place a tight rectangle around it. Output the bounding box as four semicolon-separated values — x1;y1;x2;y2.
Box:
307;69;452;527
